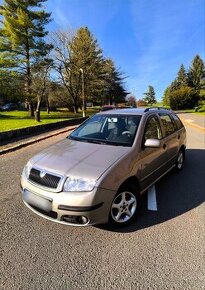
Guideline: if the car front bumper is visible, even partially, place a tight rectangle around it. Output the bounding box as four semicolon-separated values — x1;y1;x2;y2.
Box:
21;177;115;226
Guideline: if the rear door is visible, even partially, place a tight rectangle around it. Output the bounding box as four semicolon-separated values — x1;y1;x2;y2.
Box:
158;113;179;168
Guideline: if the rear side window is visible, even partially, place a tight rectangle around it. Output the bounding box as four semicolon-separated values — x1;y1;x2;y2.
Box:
171;114;184;130
159;114;175;136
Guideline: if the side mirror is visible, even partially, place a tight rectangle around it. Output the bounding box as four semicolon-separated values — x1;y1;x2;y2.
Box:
144;138;161;148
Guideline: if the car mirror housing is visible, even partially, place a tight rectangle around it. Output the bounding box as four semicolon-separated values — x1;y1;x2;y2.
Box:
144;139;161;148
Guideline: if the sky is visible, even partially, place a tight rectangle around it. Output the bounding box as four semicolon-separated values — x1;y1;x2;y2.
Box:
2;0;205;101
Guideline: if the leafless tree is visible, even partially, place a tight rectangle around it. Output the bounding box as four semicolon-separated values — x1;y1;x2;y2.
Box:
50;30;81;113
32;59;52;121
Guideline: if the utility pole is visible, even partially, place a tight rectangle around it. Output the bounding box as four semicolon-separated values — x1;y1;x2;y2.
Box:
80;68;86;117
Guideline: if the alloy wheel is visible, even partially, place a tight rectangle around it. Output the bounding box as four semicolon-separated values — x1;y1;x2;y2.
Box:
111;191;137;223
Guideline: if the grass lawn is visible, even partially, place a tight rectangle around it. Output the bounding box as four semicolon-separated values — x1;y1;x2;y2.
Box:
174;109;205;115
0;109;97;133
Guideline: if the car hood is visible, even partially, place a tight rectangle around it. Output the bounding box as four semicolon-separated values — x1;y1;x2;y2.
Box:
30;138;130;181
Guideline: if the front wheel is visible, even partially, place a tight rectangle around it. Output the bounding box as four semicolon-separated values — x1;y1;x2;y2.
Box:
109;184;139;227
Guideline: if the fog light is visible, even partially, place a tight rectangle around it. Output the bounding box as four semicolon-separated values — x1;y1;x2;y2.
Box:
78;216;88;225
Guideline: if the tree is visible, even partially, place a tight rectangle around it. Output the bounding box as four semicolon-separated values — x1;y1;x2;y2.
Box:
31;57;53;121
163;55;204;109
189;55;205;91
0;0;52;116
127;95;136;107
52;28;127;111
101;58;127;105
168;64;188;94
162;86;171;107
70;27;104;108
169;79;179;92
168;86;199;110
176;64;188;87
143;85;157;105
0;69;23;103
52;27;105;113
137;99;147;107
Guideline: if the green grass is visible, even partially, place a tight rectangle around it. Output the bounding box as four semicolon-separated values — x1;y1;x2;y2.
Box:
0;109;96;133
174;109;205;115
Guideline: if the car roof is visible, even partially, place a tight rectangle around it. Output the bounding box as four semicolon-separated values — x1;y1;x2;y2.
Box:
98;107;172;116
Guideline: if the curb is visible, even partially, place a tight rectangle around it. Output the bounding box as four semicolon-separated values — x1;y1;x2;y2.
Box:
0;117;87;143
0;126;77;156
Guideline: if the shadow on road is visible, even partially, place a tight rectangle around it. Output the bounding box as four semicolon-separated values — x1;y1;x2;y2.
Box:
99;149;205;233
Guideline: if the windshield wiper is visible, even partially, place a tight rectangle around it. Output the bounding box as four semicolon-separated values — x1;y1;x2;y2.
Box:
69;136;130;146
68;136;81;141
85;139;108;145
69;136;106;144
106;141;130;147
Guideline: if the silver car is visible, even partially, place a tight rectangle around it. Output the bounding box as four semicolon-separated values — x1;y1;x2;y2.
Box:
21;107;186;227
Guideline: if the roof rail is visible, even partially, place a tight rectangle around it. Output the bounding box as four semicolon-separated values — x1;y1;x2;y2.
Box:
144;106;170;112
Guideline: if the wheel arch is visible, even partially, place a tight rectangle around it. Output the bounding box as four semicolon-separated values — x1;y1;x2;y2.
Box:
117;176;141;193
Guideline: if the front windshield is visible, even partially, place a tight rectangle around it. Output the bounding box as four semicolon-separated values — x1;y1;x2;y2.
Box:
69;114;141;147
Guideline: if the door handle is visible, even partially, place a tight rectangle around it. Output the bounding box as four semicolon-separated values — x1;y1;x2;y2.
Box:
163;143;167;149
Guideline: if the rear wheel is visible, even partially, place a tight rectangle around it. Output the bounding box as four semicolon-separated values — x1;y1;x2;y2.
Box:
109;184;139;227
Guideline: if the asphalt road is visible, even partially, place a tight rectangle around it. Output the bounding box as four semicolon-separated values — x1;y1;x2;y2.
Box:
0;115;204;290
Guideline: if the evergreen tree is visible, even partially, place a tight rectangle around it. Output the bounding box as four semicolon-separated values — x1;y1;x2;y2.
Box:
0;0;52;116
169;79;179;92
0;69;23;102
143;85;157;105
189;55;205;91
168;65;188;94
101;58;127;105
176;64;188;87
162;86;171;106
69;27;104;111
169;86;199;110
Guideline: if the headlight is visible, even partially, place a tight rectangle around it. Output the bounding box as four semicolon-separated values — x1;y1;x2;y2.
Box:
63;177;96;192
23;161;32;179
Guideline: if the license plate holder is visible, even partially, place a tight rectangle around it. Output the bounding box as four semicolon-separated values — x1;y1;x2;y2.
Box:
23;189;52;212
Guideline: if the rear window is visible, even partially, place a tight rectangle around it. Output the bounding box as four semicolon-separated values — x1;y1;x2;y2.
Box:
159;114;175;136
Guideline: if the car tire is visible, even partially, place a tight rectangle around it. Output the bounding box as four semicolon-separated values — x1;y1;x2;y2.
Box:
109;184;140;227
175;149;185;172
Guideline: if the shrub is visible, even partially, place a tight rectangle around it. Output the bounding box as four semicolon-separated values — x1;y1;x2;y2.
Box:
169;86;200;110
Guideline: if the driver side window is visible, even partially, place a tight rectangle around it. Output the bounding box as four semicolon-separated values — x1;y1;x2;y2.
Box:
144;116;162;141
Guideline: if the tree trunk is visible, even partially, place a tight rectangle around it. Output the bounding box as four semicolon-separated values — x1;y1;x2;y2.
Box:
29;101;34;117
46;96;50;114
35;97;42;122
73;104;78;114
25;40;34;117
73;98;79;114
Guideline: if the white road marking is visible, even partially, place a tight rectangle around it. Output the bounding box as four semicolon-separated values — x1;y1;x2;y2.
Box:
185;119;195;123
148;184;157;211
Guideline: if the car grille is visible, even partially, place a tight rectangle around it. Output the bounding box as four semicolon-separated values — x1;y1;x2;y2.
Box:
29;168;61;189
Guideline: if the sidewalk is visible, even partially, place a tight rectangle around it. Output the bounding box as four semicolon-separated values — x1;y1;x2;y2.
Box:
0;125;77;155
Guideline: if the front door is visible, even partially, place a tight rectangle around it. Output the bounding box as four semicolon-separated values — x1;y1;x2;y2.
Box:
138;114;168;190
